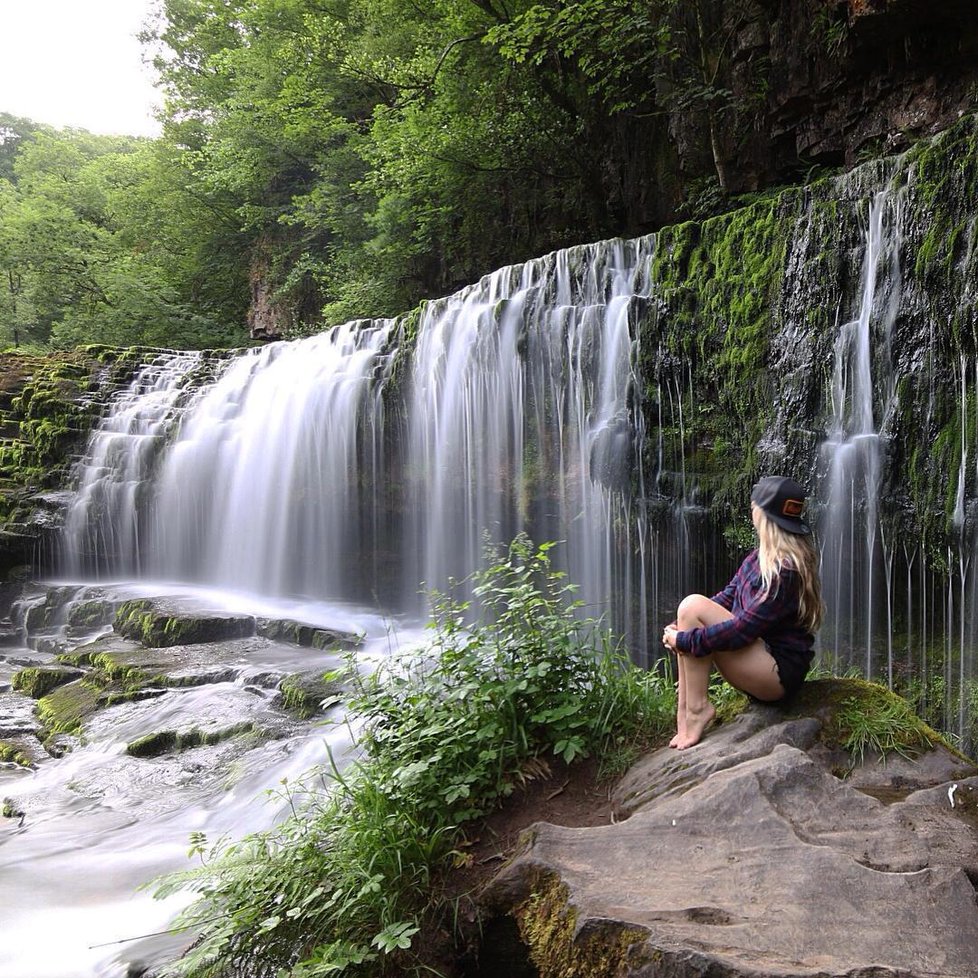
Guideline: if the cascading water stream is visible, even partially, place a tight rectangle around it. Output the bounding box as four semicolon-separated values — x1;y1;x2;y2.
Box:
65;323;401;602
403;237;652;647
819;188;904;676
63;353;204;577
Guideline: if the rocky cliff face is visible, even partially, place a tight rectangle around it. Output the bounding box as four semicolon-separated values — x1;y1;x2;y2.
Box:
641;111;978;545
0;349;155;575
670;0;978;197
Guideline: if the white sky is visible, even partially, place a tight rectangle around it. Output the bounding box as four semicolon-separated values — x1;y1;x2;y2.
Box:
0;0;163;137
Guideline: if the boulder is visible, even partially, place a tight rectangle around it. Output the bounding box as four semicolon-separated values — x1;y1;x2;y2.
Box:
481;688;978;978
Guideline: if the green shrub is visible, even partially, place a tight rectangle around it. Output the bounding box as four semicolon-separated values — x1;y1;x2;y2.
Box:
154;536;672;977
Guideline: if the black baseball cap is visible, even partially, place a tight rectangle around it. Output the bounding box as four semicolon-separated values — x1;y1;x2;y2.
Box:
750;476;811;535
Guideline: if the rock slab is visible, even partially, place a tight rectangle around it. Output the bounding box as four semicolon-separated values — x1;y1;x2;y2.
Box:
483;705;978;978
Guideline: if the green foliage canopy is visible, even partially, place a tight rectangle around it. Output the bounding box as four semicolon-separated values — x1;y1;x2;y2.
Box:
0;119;250;349
2;0;754;347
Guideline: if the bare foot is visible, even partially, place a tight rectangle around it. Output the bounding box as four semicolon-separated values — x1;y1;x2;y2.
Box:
669;712;685;748
675;703;716;750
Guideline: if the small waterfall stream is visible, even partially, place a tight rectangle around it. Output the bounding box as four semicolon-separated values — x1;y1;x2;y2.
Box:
820;189;903;674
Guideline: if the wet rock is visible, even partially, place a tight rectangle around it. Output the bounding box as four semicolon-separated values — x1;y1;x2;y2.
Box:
20;584;89;633
0;736;41;767
0;690;44;738
11;664;85;699
0;625;22;648
41;733;80;758
66;597;117;631
483;689;978;978
256;617;360;650
72;633;326;690
125;722;257;758
115;599;256;648
278;671;345;719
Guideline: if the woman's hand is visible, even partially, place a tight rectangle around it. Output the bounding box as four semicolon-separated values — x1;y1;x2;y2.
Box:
662;623;681;653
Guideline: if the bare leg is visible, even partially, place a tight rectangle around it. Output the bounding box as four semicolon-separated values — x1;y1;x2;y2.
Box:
674;652;715;750
671;594;785;749
669;653;687;748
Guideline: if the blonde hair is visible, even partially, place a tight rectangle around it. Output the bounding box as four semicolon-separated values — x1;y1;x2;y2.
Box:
755;508;824;633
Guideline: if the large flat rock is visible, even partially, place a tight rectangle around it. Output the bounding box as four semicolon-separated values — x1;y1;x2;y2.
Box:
483;700;978;978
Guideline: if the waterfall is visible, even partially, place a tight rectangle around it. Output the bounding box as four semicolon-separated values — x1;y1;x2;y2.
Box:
403;237;651;647
65;323;400;602
50;129;978;751
60;241;655;649
819;189;903;675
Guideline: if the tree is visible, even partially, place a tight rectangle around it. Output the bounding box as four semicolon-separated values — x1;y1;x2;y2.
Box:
0;127;251;349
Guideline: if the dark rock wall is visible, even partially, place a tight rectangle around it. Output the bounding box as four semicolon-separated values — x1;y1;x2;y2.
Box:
675;0;978;195
638;111;978;546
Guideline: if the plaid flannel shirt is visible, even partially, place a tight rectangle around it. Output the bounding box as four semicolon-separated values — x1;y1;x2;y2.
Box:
675;549;814;659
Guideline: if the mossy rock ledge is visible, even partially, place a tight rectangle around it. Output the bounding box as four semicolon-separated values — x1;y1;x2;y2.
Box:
114;600;257;648
480;679;978;978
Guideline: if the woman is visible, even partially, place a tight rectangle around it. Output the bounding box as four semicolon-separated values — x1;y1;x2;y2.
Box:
662;475;824;750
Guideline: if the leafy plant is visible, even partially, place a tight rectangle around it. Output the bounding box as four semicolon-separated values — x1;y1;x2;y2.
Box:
154;536;672;977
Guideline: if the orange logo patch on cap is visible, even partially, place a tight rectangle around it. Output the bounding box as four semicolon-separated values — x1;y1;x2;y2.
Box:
782;498;804;517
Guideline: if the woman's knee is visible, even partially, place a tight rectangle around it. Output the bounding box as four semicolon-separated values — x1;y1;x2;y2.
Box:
677;593;712;626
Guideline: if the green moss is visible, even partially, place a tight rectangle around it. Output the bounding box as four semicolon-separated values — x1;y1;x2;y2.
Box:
55;648;97;667
0;350;145;535
126;722;257;758
2;800;24;819
513;871;650;978
279;673;344;719
0;739;35;767
11;666;80;699
640;184;804;528
125;730;178;757
36;680;101;736
86;652;153;691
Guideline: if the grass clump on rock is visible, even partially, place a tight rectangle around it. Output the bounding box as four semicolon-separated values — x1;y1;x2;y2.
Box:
789;677;949;766
153;536;674;978
832;683;930;764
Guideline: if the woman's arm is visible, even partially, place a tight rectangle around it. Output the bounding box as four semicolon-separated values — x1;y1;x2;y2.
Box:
709;549;756;612
676;566;800;657
710;579;737;612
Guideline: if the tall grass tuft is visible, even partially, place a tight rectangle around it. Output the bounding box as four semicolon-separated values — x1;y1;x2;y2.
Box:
154;536;673;977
